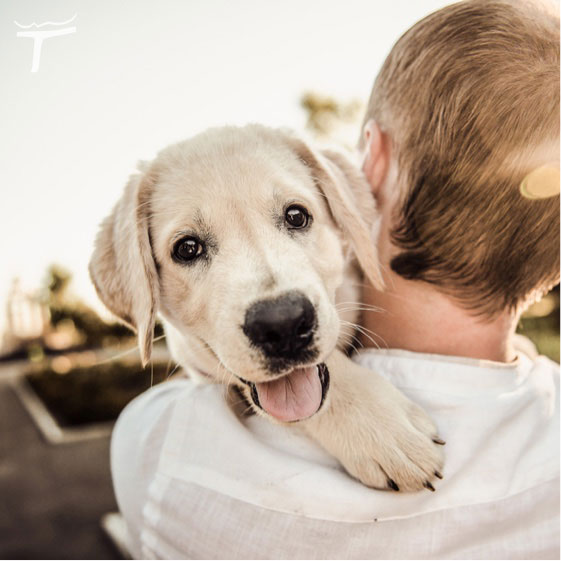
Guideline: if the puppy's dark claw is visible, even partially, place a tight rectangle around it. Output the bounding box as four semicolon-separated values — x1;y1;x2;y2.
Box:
434;470;443;479
387;479;400;492
432;436;446;445
424;481;436;492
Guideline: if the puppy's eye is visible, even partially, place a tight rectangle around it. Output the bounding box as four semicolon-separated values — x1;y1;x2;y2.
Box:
285;205;310;229
172;236;205;263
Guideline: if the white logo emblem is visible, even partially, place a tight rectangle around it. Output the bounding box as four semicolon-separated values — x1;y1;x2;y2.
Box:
15;14;77;72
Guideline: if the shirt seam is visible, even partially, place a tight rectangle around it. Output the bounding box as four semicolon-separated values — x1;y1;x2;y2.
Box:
355;348;522;370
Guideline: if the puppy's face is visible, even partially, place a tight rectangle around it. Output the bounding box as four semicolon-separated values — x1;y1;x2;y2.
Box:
150;130;345;386
90;125;382;423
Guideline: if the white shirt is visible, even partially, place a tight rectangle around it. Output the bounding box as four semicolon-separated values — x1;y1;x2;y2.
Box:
111;344;560;559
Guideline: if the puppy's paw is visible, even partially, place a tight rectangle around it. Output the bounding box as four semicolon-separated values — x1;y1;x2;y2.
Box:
302;351;445;492
338;396;445;492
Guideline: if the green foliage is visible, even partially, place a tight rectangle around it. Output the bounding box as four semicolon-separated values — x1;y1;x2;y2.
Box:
26;361;171;426
301;92;362;139
48;302;134;346
38;263;141;350
45;264;72;300
517;309;560;363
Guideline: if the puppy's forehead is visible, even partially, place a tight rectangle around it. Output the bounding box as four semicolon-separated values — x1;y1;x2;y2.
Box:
149;130;320;232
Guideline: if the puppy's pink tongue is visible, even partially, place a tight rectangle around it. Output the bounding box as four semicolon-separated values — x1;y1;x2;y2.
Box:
255;366;321;422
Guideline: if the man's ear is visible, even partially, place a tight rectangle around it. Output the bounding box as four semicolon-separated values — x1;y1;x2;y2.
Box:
284;134;384;290
89;165;160;366
362;119;390;199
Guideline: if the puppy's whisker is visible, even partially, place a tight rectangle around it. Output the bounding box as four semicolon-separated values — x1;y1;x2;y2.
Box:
338;326;364;355
346;325;379;349
95;333;167;366
336;303;384;312
352;323;379;338
349;321;387;346
336;301;386;313
164;355;173;377
340;319;385;350
338;326;356;340
341;326;364;347
357;328;386;350
337;329;354;344
346;339;361;354
336;307;386;318
166;363;181;380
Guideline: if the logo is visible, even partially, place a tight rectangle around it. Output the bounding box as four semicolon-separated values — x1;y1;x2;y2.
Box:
15;14;77;72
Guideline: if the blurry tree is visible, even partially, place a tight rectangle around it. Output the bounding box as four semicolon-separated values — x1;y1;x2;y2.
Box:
46;264;72;300
301;92;363;146
517;286;560;362
40;264;136;351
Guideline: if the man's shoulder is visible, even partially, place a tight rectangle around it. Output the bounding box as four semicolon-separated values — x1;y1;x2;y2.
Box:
113;351;559;526
353;345;559;490
533;352;560;381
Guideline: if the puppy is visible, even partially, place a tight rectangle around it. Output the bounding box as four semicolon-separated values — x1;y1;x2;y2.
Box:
90;125;444;491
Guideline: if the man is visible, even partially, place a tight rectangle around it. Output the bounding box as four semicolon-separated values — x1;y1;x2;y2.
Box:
111;1;560;558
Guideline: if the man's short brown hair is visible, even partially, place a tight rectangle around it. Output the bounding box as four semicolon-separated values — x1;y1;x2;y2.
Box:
362;0;560;315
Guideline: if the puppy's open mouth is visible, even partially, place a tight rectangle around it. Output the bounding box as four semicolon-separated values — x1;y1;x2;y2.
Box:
239;363;329;423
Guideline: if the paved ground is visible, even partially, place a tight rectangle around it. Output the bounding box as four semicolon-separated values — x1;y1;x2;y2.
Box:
0;367;122;560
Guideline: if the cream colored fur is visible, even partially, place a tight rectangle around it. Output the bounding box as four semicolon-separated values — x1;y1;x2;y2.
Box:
90;125;443;491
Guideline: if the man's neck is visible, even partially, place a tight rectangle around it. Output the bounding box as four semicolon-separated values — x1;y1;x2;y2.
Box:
360;272;520;363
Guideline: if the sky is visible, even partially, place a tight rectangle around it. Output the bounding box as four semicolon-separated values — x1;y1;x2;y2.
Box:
1;0;463;331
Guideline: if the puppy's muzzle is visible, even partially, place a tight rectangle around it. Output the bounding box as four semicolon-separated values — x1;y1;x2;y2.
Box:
242;291;316;361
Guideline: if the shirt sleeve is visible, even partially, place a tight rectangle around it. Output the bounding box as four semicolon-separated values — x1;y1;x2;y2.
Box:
110;378;196;557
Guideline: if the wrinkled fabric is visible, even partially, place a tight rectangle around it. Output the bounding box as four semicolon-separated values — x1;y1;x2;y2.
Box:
111;344;559;559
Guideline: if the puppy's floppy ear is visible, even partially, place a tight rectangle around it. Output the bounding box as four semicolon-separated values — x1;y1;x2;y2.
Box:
286;136;384;290
89;165;160;366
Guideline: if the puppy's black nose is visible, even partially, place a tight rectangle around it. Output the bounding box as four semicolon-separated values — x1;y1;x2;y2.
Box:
243;292;316;359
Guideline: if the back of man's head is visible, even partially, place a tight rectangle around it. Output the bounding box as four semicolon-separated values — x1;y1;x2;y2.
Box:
362;0;560;316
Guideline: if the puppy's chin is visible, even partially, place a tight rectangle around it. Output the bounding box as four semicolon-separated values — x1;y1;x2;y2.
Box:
237;363;330;423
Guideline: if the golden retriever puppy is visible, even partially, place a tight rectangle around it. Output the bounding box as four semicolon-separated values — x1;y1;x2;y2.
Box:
90;125;444;491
